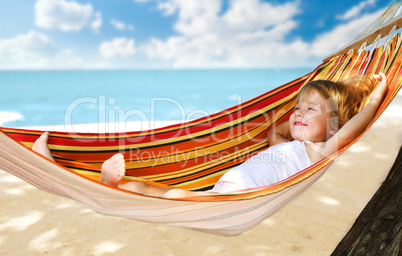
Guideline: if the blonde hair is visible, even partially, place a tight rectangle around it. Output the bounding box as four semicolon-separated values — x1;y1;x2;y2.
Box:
296;76;374;132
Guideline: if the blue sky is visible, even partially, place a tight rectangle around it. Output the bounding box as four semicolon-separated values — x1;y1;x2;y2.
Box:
0;0;391;69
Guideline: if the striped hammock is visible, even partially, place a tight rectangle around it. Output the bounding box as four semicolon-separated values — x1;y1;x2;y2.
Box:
1;7;402;236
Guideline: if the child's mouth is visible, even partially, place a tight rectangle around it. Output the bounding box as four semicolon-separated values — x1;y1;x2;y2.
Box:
294;121;307;126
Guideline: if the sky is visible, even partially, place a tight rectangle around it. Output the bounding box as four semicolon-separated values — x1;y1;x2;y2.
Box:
0;0;391;70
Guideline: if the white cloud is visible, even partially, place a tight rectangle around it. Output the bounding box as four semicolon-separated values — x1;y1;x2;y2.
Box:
134;0;387;68
54;49;86;68
111;19;134;31
99;38;137;58
91;12;102;33
4;0;386;69
156;0;299;37
157;0;219;18
111;20;126;30
222;0;300;35
311;9;384;57
140;0;307;68
0;31;92;69
336;0;377;20
0;31;57;68
35;0;93;31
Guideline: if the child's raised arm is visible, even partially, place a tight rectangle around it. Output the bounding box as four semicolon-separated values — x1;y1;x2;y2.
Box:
266;120;293;146
322;72;388;157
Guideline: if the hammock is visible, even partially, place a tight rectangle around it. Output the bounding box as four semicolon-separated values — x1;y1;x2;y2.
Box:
1;2;402;236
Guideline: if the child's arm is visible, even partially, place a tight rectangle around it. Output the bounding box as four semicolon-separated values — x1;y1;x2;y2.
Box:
322;72;388;157
266;120;293;146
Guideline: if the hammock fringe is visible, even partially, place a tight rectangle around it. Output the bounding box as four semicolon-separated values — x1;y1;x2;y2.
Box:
323;0;402;62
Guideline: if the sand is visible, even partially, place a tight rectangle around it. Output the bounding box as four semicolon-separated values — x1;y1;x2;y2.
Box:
0;93;401;256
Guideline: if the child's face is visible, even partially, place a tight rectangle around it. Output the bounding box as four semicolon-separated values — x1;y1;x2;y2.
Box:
289;90;334;143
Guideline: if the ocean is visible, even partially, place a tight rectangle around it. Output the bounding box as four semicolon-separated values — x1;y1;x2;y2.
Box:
0;69;311;128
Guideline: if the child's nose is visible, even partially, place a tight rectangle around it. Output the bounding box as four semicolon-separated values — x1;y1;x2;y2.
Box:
295;109;304;117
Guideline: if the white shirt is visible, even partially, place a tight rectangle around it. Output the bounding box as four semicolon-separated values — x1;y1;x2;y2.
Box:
212;140;314;191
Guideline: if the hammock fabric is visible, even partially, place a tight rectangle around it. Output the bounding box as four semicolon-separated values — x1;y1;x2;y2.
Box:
1;17;402;237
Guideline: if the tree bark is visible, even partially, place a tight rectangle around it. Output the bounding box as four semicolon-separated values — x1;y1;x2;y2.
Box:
332;146;402;256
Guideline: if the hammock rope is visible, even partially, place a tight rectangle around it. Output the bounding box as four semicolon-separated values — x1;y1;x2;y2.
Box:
1;3;402;236
323;0;402;62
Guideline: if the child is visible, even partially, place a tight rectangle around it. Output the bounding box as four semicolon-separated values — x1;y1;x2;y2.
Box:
32;73;388;198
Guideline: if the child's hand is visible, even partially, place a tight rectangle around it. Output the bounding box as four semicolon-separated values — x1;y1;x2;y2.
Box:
371;72;388;103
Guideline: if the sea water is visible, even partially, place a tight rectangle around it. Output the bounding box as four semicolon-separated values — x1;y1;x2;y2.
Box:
0;69;311;128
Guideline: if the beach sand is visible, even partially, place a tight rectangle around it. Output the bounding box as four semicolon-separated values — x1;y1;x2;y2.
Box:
0;94;401;256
